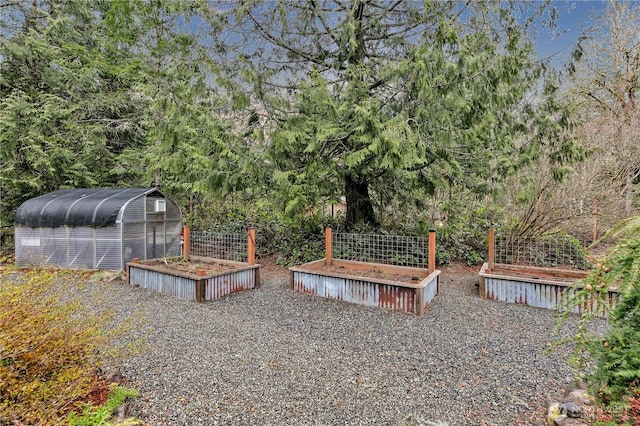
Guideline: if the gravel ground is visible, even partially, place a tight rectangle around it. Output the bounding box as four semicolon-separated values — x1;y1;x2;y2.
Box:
88;261;608;426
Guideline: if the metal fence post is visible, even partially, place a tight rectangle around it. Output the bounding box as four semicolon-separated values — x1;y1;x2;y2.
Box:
325;227;332;265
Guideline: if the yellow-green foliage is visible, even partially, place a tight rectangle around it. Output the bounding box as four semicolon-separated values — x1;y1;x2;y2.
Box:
0;268;118;424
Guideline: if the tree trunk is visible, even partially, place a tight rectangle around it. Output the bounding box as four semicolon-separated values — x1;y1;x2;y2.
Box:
345;174;378;228
343;5;376;229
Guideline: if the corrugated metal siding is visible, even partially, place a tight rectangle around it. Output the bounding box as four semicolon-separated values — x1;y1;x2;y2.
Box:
294;273;378;307
485;277;556;308
423;275;439;309
128;265;258;301
129;267;197;300
205;269;257;300
292;271;441;315
381;284;415;313
483;276;619;318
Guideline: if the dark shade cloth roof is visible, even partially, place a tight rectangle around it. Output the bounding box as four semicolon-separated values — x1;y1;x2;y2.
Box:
15;188;161;228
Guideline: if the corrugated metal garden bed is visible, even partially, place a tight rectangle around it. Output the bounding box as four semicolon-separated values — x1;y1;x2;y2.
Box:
478;229;621;317
126;255;260;302
290;258;440;316
289;228;440;316
478;262;619;317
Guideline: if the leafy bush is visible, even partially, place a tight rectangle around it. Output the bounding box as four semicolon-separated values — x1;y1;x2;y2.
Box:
0;268;134;424
494;230;590;269
186;190;521;266
274;213;338;266
0;227;12;255
187;193;343;265
555;216;640;424
590;284;640;417
400;203;499;266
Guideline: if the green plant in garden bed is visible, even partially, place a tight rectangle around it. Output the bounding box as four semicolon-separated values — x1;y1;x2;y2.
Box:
67;386;139;426
554;216;640;424
0;267;140;424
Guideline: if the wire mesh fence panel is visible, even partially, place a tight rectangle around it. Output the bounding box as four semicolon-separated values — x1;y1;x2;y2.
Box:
190;231;247;263
494;234;589;270
332;233;429;268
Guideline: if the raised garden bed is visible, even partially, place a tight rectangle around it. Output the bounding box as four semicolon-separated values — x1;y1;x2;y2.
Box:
478;262;619;317
290;258;440;316
126;255;260;302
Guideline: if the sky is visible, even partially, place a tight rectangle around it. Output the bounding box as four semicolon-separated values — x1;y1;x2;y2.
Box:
536;0;608;65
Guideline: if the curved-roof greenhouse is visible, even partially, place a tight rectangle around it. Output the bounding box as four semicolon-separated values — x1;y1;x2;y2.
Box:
15;187;162;228
14;188;182;270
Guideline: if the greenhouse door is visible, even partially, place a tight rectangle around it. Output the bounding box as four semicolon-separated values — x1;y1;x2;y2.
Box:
146;221;166;259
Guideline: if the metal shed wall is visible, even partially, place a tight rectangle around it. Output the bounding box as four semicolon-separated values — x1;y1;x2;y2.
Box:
15;188;181;270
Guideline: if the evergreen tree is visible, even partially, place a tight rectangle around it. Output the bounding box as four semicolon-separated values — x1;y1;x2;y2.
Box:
110;0;241;207
0;0;146;224
223;0;582;227
0;0;239;225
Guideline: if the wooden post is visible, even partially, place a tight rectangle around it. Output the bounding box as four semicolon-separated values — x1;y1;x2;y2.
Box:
325;226;332;266
254;268;261;288
416;287;425;316
247;228;256;265
183;226;190;261
488;229;495;271
428;228;436;274
195;278;205;302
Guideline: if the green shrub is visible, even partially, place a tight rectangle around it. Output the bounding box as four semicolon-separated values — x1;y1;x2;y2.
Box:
0;268;134;424
274;213;337;266
555;216;640;423
185;191;506;266
590;282;640;409
405;204;498;266
186;193;343;265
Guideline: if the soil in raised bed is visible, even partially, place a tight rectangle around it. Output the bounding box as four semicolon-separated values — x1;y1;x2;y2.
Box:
489;266;586;283
317;264;426;285
147;258;238;275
